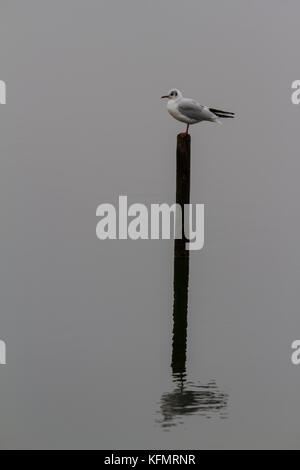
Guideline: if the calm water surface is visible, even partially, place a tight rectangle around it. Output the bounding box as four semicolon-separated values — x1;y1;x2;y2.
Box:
1;1;300;449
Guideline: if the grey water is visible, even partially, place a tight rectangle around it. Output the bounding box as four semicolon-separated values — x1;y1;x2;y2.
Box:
1;0;300;450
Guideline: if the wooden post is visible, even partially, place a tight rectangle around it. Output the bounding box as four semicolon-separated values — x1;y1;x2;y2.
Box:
175;133;191;258
171;133;191;377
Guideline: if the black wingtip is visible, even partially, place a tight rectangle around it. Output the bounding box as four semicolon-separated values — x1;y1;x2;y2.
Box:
209;108;235;117
214;114;235;118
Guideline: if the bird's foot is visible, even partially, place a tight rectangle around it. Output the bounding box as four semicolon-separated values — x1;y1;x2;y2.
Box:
179;132;189;138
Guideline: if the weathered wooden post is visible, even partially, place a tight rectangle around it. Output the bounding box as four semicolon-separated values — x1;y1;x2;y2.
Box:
171;133;191;377
175;133;191;258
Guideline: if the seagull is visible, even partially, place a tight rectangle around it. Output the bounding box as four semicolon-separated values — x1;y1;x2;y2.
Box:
161;89;235;136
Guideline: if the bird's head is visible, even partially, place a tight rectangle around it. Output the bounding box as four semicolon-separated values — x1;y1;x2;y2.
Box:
161;89;182;100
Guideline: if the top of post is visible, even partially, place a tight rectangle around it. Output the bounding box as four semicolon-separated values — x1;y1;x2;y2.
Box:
177;133;191;154
177;133;191;143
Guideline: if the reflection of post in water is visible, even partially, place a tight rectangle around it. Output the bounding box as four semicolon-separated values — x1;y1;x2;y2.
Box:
159;249;228;429
171;254;189;376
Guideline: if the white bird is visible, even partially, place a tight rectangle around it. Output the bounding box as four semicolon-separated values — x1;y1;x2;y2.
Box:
161;89;235;136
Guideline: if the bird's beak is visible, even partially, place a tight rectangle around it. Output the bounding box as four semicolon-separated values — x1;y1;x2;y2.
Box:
161;95;169;99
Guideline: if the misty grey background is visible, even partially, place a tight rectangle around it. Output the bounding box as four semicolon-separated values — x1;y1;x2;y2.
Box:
0;0;300;449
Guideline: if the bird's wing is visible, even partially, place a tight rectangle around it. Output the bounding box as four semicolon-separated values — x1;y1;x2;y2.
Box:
178;99;206;120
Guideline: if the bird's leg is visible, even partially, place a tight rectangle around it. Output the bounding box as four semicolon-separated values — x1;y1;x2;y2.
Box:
179;124;190;138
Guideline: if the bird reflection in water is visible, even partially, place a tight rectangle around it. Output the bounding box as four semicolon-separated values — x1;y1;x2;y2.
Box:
158;252;228;429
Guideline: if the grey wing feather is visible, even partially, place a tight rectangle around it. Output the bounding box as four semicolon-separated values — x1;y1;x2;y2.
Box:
178;99;206;120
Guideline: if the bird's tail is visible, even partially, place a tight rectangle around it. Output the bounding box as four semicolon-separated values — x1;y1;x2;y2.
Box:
210;117;223;125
